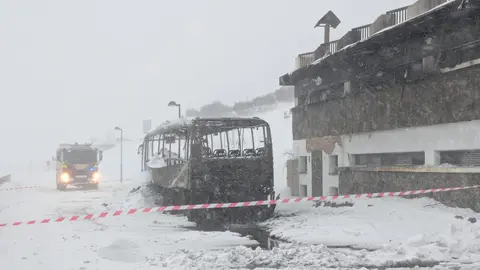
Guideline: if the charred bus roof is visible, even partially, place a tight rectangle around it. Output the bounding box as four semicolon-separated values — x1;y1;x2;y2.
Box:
144;117;269;138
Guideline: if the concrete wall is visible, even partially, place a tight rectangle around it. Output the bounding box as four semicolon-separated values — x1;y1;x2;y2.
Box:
407;0;449;20
294;119;480;196
370;13;395;35
339;170;480;212
286;159;299;196
292;139;312;196
332;119;480;166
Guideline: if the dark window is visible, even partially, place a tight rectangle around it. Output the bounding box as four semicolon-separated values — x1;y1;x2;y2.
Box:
353;152;425;167
329;155;338;174
298;156;308;173
64;150;97;164
440;150;480;166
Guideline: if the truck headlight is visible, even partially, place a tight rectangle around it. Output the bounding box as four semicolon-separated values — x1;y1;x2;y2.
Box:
92;172;101;182
60;172;70;183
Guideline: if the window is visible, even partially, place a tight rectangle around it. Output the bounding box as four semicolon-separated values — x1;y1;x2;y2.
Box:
329;155;338;175
353;152;425;167
300;185;308;197
298;156;308;173
440;150;480;166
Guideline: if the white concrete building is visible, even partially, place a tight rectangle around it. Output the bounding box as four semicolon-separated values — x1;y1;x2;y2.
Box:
292;119;480;197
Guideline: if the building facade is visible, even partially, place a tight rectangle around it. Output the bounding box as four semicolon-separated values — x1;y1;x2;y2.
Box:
281;0;480;211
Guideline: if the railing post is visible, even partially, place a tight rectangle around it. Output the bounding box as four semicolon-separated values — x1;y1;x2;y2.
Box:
324;25;330;53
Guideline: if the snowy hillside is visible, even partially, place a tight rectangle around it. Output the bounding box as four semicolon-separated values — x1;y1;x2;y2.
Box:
251;103;293;194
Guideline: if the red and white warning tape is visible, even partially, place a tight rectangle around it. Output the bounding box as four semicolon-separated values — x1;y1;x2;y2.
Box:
0;186;40;192
0;185;479;228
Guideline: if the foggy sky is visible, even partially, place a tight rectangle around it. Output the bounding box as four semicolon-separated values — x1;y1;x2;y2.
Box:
0;0;415;165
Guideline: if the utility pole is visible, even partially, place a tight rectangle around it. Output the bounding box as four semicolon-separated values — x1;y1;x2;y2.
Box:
114;126;123;183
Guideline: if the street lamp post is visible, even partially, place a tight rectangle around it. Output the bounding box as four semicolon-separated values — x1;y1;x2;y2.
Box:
168;101;181;119
114;126;123;183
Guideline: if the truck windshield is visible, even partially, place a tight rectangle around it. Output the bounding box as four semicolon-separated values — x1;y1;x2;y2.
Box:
64;150;97;164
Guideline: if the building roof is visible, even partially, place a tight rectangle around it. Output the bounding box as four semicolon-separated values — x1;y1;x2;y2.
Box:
279;0;461;86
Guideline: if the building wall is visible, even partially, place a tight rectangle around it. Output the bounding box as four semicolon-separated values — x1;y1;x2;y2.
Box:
294;119;480;196
332;119;480;165
286;159;300;196
322;151;339;196
292;139;312;196
311;150;323;196
292;64;480;140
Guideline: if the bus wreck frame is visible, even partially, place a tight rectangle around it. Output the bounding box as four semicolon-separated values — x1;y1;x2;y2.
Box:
140;117;276;225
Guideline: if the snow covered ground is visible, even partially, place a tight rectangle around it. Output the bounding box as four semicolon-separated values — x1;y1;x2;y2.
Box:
0;140;258;270
1;103;480;269
260;197;480;269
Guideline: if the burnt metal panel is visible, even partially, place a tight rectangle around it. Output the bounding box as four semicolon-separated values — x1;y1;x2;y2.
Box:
151;163;186;188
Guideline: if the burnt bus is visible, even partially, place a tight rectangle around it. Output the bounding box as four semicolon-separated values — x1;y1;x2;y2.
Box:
139;117;276;225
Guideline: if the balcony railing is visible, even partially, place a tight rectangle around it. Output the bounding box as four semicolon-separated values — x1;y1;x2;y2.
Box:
353;24;371;41
295;41;340;69
295;52;316;69
327;40;338;54
386;6;408;25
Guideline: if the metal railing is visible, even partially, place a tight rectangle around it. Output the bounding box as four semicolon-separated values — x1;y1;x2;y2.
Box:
353;24;372;41
295;52;316;69
386;6;408;25
327;40;338;54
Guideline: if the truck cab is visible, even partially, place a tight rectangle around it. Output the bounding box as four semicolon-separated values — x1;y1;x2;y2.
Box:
55;143;103;190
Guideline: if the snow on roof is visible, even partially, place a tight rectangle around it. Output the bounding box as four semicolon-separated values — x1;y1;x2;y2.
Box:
368;0;455;40
144;117;193;138
341;1;455;53
311;52;331;65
